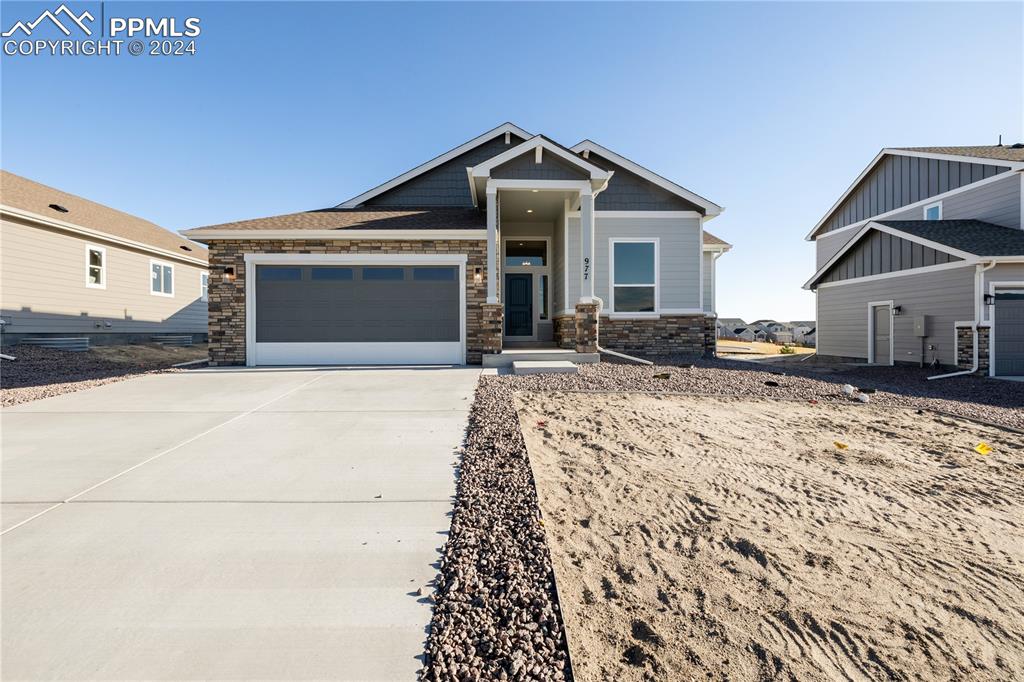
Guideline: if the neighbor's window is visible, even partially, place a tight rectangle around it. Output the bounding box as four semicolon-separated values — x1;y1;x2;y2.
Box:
924;201;942;221
151;261;174;296
200;273;209;302
86;245;106;288
611;240;657;312
505;240;547;266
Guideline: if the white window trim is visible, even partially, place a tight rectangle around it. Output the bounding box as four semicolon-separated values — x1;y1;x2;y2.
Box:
150;259;175;297
923;200;943;220
200;271;209;302
867;300;895;365
85;244;106;290
608;237;660;314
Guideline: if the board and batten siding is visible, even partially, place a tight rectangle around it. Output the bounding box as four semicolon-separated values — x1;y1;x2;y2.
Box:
817;265;975;365
819;155;1011;235
565;215;702;313
819;230;962;284
702;251;715;313
0;217;207;335
815;171;1023;269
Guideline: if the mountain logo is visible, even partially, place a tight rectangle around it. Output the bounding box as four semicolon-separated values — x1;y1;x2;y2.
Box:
2;4;95;37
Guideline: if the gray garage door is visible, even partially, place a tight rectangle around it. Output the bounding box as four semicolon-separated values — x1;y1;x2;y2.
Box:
994;292;1024;376
253;265;461;365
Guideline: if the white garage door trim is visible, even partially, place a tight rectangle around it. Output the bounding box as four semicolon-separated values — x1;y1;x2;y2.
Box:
989;280;1024;377
244;253;467;366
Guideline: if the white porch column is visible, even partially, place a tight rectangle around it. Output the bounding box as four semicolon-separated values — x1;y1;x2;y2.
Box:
579;188;595;303
486;184;498;304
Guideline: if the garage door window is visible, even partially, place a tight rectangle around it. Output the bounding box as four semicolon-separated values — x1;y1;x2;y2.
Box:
413;267;457;281
258;267;301;281
362;267;404;281
311;267;353;280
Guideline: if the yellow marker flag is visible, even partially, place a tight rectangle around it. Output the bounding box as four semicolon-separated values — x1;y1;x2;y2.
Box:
833;441;849;450
975;442;993;456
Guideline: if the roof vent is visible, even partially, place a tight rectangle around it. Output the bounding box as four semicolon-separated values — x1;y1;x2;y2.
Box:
179;245;193;252
48;203;69;213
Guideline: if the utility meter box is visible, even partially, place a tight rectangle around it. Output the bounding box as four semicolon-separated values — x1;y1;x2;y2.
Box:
913;315;928;337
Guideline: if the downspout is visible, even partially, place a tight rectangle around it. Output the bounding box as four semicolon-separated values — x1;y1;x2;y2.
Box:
927;260;996;380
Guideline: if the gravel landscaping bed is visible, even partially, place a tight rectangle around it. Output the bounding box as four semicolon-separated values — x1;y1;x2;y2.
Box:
420;357;1022;681
1;344;207;406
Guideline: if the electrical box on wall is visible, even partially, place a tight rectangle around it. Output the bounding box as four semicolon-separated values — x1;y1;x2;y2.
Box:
913;315;928;337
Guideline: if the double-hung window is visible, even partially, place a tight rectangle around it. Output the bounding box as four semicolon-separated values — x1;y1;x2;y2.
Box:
610;240;658;313
151;260;174;296
86;245;106;289
200;272;209;302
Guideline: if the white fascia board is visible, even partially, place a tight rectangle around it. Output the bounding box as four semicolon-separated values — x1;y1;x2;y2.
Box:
470;136;611;180
569;140;724;217
703;245;732;253
805;150;1024;241
243;253;468;264
183;229;487;241
2;204;209;267
337;122;531;208
803;220;978;290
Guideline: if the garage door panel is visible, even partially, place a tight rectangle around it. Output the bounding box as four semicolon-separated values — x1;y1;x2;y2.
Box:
253;264;462;364
994;292;1024;376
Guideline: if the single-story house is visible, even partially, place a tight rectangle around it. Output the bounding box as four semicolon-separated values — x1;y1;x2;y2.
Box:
716;317;747;338
0;170;208;345
731;327;756;342
804;144;1024;376
184;123;730;366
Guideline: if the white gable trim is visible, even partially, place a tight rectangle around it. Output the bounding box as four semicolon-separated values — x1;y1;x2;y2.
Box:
803;220;978;290
338;122;531;208
569;140;724;217
805;149;1023;241
470;136;611;180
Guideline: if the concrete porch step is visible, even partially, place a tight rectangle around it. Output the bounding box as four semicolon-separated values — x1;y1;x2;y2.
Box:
482;349;599;368
512;360;579;375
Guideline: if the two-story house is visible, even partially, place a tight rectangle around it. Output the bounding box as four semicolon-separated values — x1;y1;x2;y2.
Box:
803;145;1024;377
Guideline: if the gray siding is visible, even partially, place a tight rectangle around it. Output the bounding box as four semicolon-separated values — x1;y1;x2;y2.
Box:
703;251;715;312
589;153;703;212
817;265;975;365
820;154;1010;235
819;229;962;284
815;171;1022;269
364;134;525;207
492;153;588;180
883;171;1021;228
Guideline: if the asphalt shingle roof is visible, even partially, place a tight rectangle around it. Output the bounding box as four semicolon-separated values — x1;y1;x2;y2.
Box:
186;207;487;234
893;145;1024;163
875;220;1024;257
1;170;207;261
702;229;730;247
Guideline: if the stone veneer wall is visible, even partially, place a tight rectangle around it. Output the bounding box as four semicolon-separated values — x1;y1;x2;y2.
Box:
956;325;990;373
205;239;490;366
574;303;599;353
553;312;717;357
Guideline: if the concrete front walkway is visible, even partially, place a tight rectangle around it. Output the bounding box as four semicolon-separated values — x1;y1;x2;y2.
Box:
1;366;480;680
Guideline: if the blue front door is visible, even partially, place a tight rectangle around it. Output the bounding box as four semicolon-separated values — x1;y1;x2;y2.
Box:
504;274;533;337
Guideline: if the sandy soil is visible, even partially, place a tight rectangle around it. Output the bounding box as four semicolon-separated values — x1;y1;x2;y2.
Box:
516;392;1024;681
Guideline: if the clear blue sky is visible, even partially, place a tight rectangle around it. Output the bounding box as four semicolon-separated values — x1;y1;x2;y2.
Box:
2;1;1021;321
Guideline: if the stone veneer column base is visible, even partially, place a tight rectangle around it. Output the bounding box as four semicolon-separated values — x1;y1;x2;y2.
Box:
478;303;504;363
956;325;990;373
553;315;576;350
575;303;599;353
599;314;715;357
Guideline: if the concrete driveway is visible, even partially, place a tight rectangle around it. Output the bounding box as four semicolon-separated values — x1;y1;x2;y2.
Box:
1;366;480;680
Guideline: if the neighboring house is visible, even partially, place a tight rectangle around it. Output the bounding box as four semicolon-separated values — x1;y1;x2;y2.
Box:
183;123;730;366
0;171;209;345
716;317;747;338
803;145;1024;376
796;327;816;346
731;327;756;342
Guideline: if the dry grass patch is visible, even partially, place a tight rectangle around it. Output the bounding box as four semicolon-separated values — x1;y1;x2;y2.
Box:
516;392;1024;681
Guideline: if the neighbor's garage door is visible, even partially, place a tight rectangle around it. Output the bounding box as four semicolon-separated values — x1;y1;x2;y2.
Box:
253;264;462;365
993;291;1024;376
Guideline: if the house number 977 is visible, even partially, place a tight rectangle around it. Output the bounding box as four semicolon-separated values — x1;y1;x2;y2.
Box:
583;257;590;280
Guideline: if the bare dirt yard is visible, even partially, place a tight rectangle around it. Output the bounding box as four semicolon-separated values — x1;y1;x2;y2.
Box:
516;391;1024;681
0;343;208;406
